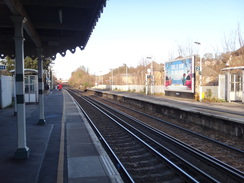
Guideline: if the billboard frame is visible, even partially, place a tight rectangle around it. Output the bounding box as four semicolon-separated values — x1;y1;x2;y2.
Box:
164;56;195;93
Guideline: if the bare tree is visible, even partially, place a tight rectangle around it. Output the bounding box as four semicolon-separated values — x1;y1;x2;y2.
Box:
222;30;237;52
174;38;197;58
138;57;150;67
237;23;244;48
168;50;176;60
203;53;214;60
221;24;244;66
222;24;244;53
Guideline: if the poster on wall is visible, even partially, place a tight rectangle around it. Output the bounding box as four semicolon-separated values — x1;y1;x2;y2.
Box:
165;56;194;93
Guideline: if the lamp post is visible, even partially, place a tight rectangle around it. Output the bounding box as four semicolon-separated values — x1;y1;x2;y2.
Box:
110;68;113;90
194;42;202;102
100;71;103;85
123;64;128;90
147;57;154;95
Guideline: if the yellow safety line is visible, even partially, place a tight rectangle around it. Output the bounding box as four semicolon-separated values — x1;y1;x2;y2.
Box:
57;91;65;183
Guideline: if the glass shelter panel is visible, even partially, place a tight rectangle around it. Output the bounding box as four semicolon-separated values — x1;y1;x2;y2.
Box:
29;76;37;93
25;76;29;93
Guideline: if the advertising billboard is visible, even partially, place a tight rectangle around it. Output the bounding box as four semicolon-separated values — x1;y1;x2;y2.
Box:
165;56;194;93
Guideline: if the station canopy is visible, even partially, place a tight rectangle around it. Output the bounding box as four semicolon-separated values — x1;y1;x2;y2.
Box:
0;0;106;60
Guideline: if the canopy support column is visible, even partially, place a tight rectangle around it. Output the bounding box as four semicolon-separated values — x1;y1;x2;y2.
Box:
11;16;29;159
36;48;46;125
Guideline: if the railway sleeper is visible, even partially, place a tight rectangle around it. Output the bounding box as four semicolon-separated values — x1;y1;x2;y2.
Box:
129;163;166;171
114;143;141;149
125;159;163;167
131;171;181;182
124;152;152;160
123;149;149;156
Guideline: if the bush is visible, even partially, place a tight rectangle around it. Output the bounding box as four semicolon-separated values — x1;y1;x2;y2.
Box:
203;96;226;102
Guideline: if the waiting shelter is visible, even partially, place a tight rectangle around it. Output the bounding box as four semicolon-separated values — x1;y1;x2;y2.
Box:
11;69;38;103
24;69;38;103
220;66;244;103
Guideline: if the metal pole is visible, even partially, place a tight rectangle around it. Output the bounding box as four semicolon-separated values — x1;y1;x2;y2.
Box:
199;55;202;102
242;70;244;104
145;74;148;95
111;69;113;90
126;65;128;90
151;59;154;95
194;42;202;102
123;64;128;91
100;71;103;85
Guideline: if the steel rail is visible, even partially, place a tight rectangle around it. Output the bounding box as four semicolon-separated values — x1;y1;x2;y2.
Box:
80;94;219;182
83;94;244;183
80;93;200;183
68;89;200;182
67;90;134;183
97;96;244;154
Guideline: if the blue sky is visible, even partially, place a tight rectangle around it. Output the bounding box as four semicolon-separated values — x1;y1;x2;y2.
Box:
53;0;244;80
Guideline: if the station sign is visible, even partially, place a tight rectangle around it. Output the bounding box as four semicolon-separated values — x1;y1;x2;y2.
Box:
0;65;6;70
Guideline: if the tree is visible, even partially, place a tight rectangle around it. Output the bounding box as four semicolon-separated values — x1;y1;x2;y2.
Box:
0;56;15;75
203;53;214;60
221;25;244;67
175;38;196;58
68;65;94;89
222;24;244;53
222;30;237;52
0;56;15;76
0;56;52;75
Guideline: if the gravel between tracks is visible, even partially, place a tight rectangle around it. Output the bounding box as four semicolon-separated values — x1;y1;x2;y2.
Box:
85;92;244;172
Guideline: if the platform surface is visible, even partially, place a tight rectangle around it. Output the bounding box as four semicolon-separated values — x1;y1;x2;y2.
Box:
95;89;244;124
0;89;122;183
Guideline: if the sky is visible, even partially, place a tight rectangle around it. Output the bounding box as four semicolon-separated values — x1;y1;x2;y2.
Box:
52;0;244;80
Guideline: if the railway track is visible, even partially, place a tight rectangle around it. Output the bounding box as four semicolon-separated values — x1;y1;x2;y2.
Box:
89;93;244;170
67;89;244;183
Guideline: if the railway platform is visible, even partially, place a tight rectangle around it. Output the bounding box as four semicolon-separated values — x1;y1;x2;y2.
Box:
0;89;122;183
89;89;244;139
92;89;244;123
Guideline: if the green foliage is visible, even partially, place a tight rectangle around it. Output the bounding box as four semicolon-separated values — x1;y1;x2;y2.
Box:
205;89;212;98
83;82;89;88
68;66;95;89
0;56;15;75
24;56;38;70
203;96;226;103
203;90;226;102
0;56;52;75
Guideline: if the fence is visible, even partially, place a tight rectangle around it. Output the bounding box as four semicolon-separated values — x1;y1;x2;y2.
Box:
94;85;165;94
93;84;219;98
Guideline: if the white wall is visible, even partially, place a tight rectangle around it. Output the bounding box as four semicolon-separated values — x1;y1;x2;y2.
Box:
93;85;165;94
93;84;220;98
202;86;219;98
0;75;13;108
